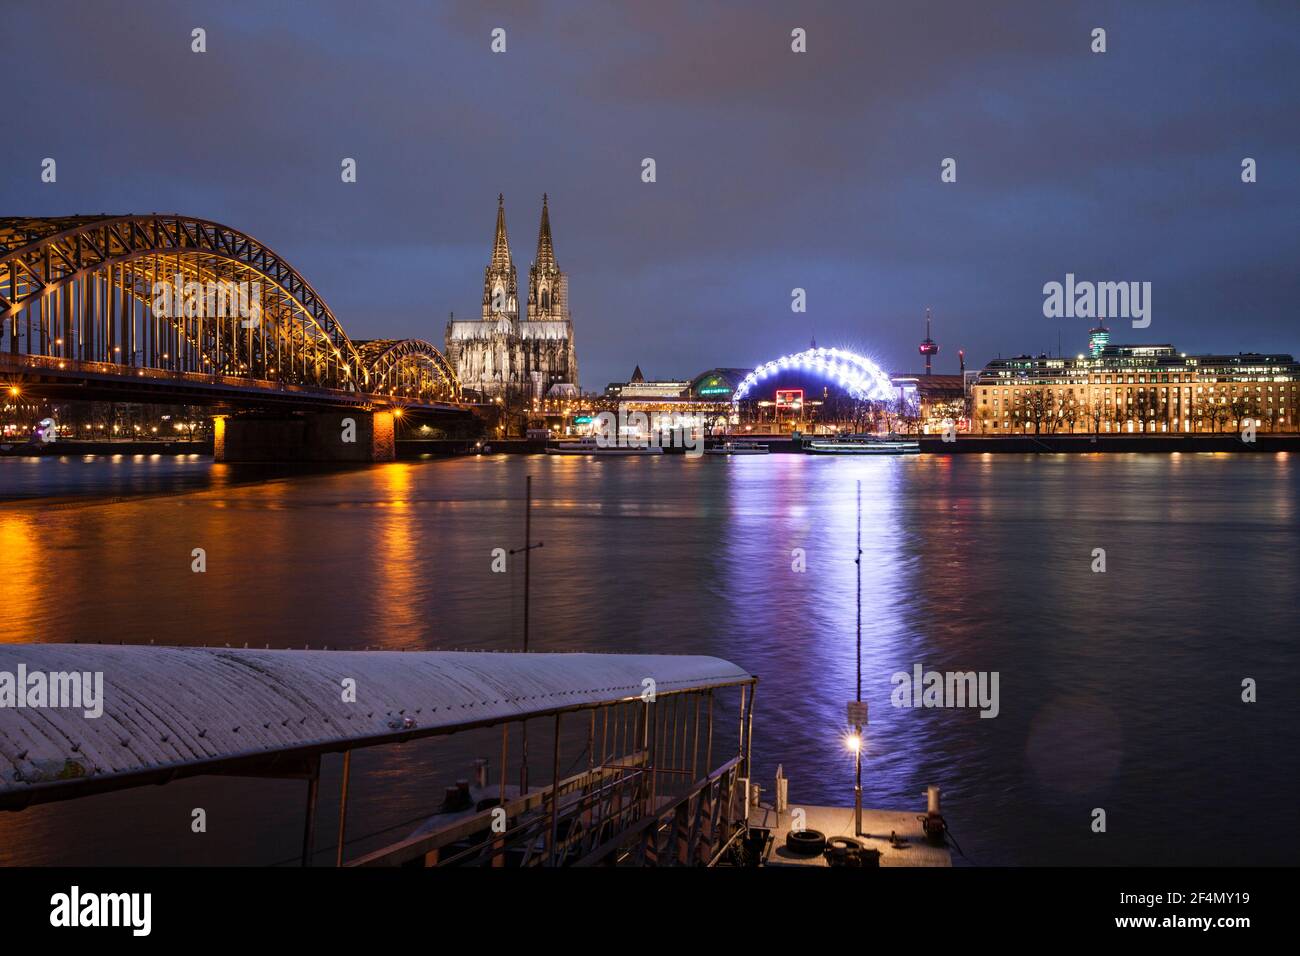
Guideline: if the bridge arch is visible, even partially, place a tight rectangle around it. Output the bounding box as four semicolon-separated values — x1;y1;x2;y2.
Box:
357;338;460;403
731;346;897;405
0;214;368;390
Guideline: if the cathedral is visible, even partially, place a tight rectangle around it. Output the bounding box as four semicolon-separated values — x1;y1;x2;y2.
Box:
444;194;580;401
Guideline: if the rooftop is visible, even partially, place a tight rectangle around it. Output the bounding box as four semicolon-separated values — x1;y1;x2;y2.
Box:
0;646;752;810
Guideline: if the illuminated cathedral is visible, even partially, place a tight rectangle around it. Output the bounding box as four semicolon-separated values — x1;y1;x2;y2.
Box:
444;194;579;401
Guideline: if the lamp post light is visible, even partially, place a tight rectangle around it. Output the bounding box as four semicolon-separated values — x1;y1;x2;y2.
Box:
849;479;866;836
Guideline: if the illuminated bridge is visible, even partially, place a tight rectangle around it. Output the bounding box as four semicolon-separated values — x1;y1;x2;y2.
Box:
0;215;467;459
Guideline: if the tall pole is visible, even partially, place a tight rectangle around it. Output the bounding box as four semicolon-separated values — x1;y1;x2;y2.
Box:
510;475;544;796
523;474;532;652
854;479;863;836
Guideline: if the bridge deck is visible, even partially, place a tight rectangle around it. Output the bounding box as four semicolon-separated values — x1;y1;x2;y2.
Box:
1;352;462;412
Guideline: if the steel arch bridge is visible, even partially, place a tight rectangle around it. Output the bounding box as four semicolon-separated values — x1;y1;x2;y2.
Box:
0;214;459;407
357;338;459;402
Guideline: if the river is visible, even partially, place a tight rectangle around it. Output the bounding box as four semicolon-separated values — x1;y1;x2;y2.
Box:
1;451;1297;865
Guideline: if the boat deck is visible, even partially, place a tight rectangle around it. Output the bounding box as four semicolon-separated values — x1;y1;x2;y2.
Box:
748;802;952;867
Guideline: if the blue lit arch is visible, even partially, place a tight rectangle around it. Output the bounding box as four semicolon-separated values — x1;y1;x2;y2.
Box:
731;347;897;405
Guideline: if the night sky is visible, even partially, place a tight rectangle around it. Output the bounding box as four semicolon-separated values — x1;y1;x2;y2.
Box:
3;0;1297;389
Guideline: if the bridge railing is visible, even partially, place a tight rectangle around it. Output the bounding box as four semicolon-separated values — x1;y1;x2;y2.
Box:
1;351;375;401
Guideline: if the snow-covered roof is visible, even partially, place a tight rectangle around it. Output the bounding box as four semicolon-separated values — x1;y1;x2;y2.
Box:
0;646;753;809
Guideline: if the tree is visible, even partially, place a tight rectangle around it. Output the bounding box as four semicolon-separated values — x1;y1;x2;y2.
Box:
1058;391;1080;434
892;396;919;435
1023;388;1049;434
1084;400;1104;437
1210;397;1232;433
1104;396;1124;433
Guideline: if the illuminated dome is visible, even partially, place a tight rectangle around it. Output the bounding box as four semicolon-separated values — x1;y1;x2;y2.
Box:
732;347;896;404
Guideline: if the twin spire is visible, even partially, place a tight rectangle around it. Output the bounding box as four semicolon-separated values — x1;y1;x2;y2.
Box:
535;193;556;271
490;193;511;270
491;193;556;270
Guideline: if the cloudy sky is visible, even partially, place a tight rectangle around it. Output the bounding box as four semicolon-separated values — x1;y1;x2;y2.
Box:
3;0;1297;388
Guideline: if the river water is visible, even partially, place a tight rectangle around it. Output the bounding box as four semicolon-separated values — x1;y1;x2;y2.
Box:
1;451;1297;865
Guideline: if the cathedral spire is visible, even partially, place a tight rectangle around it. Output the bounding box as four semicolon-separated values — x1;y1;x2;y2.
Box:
534;193;556;271
491;193;512;269
483;193;519;324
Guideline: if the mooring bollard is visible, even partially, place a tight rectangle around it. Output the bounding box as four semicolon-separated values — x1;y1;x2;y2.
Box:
922;785;947;846
926;785;941;816
775;764;788;816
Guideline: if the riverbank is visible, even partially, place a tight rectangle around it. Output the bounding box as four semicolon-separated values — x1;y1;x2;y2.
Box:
397;438;544;458
741;434;1300;454
916;433;1299;453
1;439;213;457
12;432;1297;460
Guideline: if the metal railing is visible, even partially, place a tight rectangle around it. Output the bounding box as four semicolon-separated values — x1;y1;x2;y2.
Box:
346;684;755;868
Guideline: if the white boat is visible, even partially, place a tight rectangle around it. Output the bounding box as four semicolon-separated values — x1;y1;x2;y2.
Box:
705;441;770;455
545;437;663;456
804;436;920;455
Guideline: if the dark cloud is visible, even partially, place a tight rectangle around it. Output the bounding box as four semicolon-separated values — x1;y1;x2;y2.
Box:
2;0;1296;385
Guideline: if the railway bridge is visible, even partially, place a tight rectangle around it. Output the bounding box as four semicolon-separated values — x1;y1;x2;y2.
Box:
1;215;471;460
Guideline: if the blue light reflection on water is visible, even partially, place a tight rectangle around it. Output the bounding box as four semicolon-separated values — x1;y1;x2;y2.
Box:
1;451;1297;865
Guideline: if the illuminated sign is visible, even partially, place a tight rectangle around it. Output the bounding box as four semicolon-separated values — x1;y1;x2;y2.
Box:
696;374;732;397
775;388;804;409
573;415;593;424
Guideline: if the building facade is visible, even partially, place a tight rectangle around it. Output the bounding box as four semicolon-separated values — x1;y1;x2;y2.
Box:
972;330;1300;434
444;195;579;401
889;373;968;434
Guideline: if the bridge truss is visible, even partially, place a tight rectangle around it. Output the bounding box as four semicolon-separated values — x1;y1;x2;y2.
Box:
357;338;459;403
0;215;458;406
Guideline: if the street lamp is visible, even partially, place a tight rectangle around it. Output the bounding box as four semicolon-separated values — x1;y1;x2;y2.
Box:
848;479;867;836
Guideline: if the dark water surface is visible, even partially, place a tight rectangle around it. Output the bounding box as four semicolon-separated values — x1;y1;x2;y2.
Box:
1;452;1297;865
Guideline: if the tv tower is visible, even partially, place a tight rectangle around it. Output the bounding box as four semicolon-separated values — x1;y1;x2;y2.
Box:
918;307;940;376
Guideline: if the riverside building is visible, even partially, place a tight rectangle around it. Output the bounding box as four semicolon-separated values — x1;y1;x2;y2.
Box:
971;325;1300;434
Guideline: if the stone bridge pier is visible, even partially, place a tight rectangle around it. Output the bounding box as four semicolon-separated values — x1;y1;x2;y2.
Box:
214;410;396;463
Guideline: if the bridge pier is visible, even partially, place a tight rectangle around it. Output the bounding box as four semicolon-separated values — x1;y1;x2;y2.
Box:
214;411;396;463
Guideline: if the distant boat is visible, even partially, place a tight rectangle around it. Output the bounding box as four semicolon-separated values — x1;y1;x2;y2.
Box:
705;441;770;455
804;435;920;455
0;443;46;457
0;419;56;456
545;437;663;456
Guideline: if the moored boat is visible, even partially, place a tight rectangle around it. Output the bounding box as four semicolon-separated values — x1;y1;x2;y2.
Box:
803;434;920;455
705;440;770;455
545;437;663;456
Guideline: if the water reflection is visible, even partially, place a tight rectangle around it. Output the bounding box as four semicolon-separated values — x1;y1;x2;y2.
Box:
1;452;1297;865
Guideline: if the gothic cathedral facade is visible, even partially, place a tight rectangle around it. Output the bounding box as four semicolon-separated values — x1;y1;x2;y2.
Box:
444;194;579;401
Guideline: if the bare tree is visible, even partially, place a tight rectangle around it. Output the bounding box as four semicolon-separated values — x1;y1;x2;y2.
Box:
1023;388;1050;434
1084;400;1104;437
